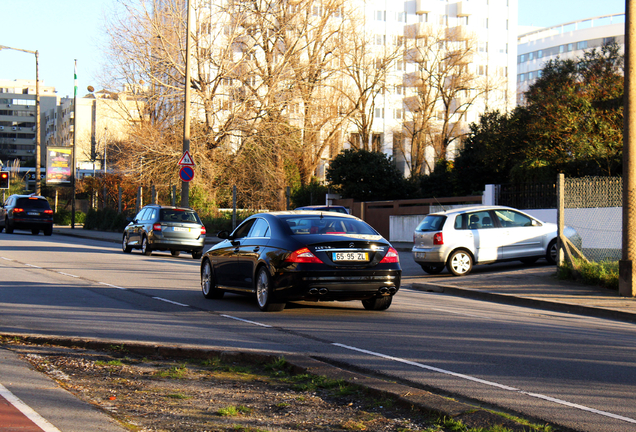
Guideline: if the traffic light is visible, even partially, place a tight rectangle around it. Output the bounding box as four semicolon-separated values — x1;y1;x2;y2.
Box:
0;171;9;189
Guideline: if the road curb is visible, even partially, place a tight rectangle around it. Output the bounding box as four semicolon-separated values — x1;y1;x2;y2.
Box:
1;332;534;432
407;282;636;324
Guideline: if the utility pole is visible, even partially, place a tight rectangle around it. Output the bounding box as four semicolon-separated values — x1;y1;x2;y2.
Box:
181;0;192;208
71;60;78;229
621;0;636;296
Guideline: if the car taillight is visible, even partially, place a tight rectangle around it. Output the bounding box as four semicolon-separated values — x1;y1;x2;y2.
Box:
153;223;162;232
201;226;207;235
44;209;53;214
285;247;323;264
380;247;399;263
433;232;443;245
12;208;24;213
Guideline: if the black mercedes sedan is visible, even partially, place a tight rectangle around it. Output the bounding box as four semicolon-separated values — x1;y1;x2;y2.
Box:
200;211;401;312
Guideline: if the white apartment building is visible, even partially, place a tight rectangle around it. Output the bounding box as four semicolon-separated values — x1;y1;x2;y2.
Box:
359;0;518;175
517;13;625;104
0;79;57;165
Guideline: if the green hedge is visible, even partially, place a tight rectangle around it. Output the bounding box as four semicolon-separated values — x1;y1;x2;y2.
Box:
83;208;130;232
54;209;86;226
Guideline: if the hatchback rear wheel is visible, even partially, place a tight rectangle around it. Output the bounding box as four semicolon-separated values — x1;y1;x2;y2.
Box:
141;236;152;256
122;234;132;253
447;250;473;276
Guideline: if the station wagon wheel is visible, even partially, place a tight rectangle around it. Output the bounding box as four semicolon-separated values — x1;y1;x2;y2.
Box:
5;218;13;234
141;236;152;256
361;296;393;311
171;250;181;257
420;264;445;275
546;239;558;265
122;234;132;253
447;249;473;276
201;259;224;299
256;267;285;312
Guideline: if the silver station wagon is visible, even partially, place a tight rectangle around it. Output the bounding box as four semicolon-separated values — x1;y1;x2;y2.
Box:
412;205;579;276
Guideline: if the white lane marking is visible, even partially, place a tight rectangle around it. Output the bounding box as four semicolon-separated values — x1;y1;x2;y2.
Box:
99;282;127;290
430;307;483;318
152;297;189;307
220;314;272;328
57;272;79;278
333;343;636;424
25;263;42;269
0;383;62;432
1;257;13;261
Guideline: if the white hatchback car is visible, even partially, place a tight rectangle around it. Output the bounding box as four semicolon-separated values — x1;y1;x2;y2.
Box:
412;205;579;276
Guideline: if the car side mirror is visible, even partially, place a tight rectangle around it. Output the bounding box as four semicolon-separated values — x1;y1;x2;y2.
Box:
217;230;230;240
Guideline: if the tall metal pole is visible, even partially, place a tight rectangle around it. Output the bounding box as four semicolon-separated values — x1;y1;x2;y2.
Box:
181;0;192;208
621;0;636;296
35;51;41;196
71;60;78;229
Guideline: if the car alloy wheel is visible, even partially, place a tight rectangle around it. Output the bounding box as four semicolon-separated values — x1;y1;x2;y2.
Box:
201;260;224;299
141;236;152;256
361;296;393;311
447;249;473;276
546;239;558;265
122;234;132;253
256;267;285;312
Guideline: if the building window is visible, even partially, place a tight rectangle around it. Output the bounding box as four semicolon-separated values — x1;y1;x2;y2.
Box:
528;52;533;61
375;108;384;118
538;50;543;58
567;43;573;52
398;12;406;22
376;10;386;21
577;41;588;50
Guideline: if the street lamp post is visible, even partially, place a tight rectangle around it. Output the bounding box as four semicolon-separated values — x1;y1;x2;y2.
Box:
0;45;41;195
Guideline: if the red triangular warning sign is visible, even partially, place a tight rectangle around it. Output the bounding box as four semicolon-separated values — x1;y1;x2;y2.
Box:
178;150;195;166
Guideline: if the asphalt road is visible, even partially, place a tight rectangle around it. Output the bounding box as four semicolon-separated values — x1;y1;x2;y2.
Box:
1;232;636;432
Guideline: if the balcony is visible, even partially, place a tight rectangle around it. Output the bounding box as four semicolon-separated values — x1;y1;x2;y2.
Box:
445;25;470;41
404;22;434;39
415;0;436;14
403;96;422;112
403;73;424;88
444;50;474;66
405;48;423;63
456;1;476;17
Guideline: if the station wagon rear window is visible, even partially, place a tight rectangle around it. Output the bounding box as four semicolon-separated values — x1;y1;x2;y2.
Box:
160;209;200;223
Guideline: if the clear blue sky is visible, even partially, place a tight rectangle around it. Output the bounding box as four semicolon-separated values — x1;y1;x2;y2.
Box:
0;0;628;98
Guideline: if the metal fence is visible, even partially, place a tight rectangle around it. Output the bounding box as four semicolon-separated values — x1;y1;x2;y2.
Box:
558;175;622;263
496;182;557;209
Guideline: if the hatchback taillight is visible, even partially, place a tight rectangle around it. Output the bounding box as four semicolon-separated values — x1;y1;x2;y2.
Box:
201;226;207;235
433;232;443;245
153;223;162;232
285;247;323;264
380;247;399;263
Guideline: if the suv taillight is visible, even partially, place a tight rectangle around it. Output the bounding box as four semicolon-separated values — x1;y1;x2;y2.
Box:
380;247;399;263
12;208;24;213
153;223;162;232
201;226;207;235
433;232;443;245
44;209;53;214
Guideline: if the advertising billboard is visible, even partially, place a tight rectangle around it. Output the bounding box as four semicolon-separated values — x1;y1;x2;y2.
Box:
46;147;73;185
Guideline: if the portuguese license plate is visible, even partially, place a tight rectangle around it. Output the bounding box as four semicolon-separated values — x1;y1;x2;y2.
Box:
333;252;368;262
27;212;40;216
173;227;190;232
416;252;426;259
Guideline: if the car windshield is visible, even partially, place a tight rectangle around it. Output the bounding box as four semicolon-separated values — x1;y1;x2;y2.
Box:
281;215;377;235
159;209;200;223
16;198;50;209
416;215;446;232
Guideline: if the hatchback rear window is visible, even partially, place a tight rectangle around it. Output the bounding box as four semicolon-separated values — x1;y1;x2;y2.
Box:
16;198;51;209
160;209;200;223
416;215;445;232
281;216;377;235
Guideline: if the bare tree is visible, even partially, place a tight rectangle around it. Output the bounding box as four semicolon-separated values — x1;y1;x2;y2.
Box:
398;23;497;176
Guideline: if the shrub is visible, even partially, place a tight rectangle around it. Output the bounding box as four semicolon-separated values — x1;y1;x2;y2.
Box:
54;209;86;226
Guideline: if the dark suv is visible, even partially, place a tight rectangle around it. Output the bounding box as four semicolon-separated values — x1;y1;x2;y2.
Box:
0;194;54;236
122;205;206;258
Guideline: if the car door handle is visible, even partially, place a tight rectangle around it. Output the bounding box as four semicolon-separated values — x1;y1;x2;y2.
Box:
253;247;260;252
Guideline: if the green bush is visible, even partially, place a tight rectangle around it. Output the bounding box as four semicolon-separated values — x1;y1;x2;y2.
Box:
201;210;254;235
557;259;619;291
54;209;86;226
83;208;130;232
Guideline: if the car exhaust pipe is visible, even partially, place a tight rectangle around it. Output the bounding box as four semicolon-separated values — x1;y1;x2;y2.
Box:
388;287;397;295
318;288;328;295
309;288;319;295
379;287;389;295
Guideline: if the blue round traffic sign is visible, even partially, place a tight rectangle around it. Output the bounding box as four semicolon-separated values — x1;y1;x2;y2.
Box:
179;166;195;182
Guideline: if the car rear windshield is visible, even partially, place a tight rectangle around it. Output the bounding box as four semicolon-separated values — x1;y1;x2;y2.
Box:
415;215;446;232
16;198;51;209
281;215;377;235
159;209;200;223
